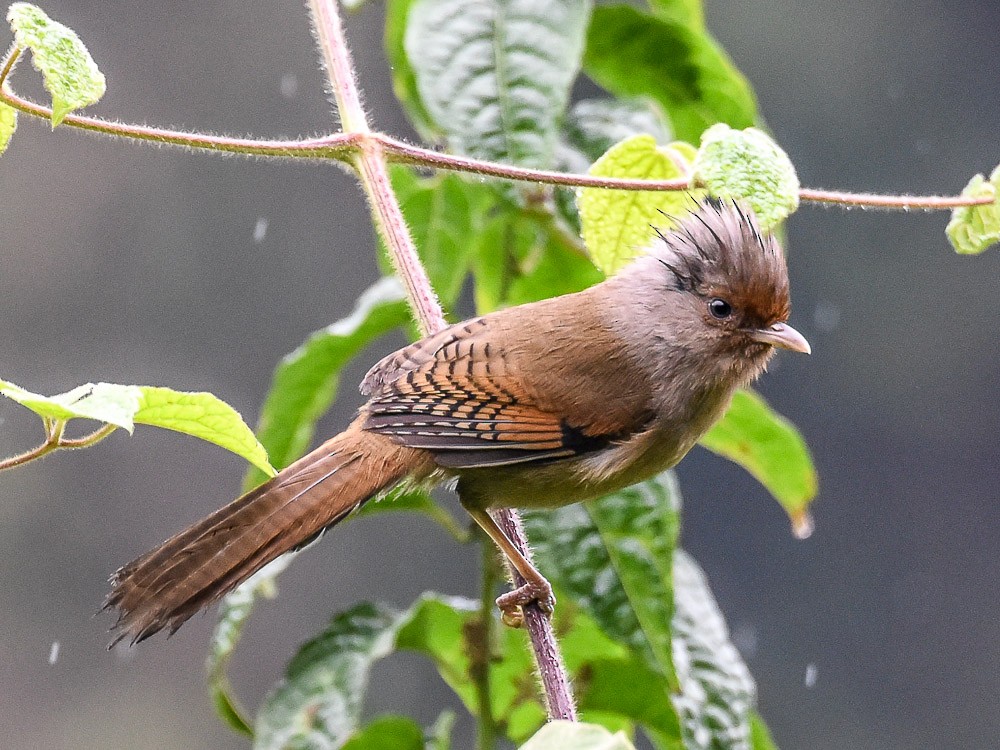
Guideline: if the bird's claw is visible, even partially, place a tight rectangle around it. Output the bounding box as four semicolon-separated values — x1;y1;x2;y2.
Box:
496;578;555;628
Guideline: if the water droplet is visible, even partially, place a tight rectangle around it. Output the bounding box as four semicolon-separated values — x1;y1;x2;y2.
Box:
280;73;298;99
791;511;814;540
804;662;818;687
253;217;269;244
813;300;841;332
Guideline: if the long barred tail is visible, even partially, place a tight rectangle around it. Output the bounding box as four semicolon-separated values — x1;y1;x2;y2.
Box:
105;423;429;645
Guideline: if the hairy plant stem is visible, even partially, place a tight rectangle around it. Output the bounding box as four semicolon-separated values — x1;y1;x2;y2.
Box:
0;47;990;212
306;0;578;724
0;422;117;471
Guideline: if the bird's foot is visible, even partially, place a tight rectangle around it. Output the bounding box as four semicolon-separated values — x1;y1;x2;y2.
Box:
496;578;555;628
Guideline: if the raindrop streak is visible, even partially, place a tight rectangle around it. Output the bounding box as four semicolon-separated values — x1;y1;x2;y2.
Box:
253;217;269;244
805;663;818;688
280;73;298;99
48;641;60;665
813;300;841;333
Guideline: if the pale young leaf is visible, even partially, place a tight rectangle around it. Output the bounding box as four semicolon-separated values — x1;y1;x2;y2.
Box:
7;3;106;126
692;124;799;229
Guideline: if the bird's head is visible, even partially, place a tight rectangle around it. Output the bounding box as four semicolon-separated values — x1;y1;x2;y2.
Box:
642;197;809;384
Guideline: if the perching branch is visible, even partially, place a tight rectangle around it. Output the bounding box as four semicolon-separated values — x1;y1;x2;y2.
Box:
306;0;577;724
0;46;990;213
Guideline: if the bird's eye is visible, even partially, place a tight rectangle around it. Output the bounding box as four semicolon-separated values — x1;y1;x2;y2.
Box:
708;298;733;319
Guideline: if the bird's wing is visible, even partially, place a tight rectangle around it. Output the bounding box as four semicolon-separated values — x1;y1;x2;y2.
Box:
360;315;642;469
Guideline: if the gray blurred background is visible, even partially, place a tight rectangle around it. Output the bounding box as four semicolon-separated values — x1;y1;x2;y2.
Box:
1;1;998;748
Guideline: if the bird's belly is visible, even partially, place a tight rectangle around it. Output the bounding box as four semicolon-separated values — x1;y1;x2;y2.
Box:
456;427;692;510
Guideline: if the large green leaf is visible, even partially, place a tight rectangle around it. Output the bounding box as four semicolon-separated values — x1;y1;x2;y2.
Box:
557;97;674;232
576;134;699;276
750;712;780;750
384;0;440;139
405;0;592;168
135;386;275;478
647;0;704;28
672;549;757;750
396;594;546;741
7;3;105;125
699;388;817;537
583;5;756;142
560;98;673;174
243;277;410;489
340;715;425;750
388;167;497;307
559;616;683;749
519;720;637;750
254;602;403;749
0;379;274;476
471;208;602;312
207;554;300;738
523;472;683;691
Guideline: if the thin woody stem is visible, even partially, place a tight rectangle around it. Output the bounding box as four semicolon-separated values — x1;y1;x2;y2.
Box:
0;47;360;159
0;422;118;471
306;0;445;336
307;0;577;724
0;46;989;213
797;187;987;209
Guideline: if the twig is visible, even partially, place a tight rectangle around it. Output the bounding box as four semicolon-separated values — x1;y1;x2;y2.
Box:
0;422;117;471
306;0;577;722
0;46;989;213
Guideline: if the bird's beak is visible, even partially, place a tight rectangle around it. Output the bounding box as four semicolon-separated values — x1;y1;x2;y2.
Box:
749;322;811;354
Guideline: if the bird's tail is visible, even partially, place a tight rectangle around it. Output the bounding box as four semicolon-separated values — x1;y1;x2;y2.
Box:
106;423;429;645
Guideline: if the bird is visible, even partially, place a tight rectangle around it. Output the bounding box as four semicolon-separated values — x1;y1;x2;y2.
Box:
105;197;810;645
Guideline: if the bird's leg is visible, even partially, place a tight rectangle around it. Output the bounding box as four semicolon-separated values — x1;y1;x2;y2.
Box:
462;503;555;627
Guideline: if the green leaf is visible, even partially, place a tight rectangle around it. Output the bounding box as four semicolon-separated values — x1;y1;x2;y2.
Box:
519;720;637;750
388;167;496;307
356;485;468;542
556;98;673;233
396;593;546;742
254;602;403;750
244;277;410;489
505;220;603;306
0;379;274;473
672;549;757;750
471;208;602;312
647;0;704;28
0;102;16;154
425;710;457;750
583;5;757;143
0;379;140;431
384;0;440;139
692;124;799;229
7;3;106;126
524;472;683;691
699;388;817;537
208;554;300;738
560;98;673;173
134;386;275;478
405;0;591;168
750;712;780;750
576;134;699;276
557;613;682;747
946;165;1000;255
340;715;425;750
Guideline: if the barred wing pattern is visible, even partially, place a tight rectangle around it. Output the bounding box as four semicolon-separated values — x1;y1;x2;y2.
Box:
360;318;612;468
